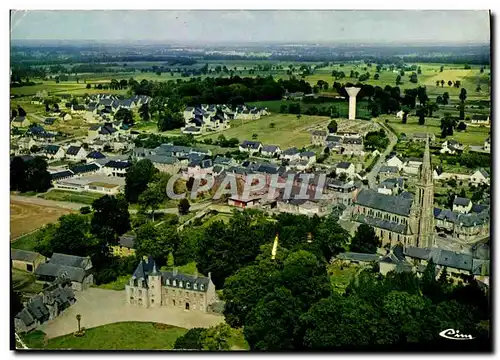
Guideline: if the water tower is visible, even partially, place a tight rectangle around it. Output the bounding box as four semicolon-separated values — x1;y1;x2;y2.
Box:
345;87;361;120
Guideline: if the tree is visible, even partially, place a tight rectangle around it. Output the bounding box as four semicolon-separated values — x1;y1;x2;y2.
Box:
17;106;26;117
174;328;205;349
459;88;467;104
311;216;350;261
476;85;482;92
395;75;402;85
251;133;258;140
244;287;302;350
416;106;428;125
440;65;444;72
409;72;418;83
91;195;131;243
138;183;165;221
279;104;288;113
426;101;438;117
269;122;275;128
442;92;450;105
441;79;445;87
124;159;158;203
457;121;467;131
86;83;91;89
24;157;52;193
10;157;26;192
157;110;185;131
350;224;380;253
402;106;410;124
167;251;175;268
438;266;448;285
201;323;232;351
448;80;453;87
138;103;150;121
114;108;134;124
417;66;422;75
79;206;91;215
435;80;440;87
374;73;380;80
327;120;338;134
459;104;465;120
178;198;190;215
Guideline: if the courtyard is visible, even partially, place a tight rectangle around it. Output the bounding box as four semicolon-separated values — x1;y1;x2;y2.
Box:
40;288;224;339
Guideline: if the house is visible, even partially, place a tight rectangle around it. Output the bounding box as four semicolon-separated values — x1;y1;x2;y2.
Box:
71;104;86;114
453;196;472;214
335;252;380;266
186;158;213;179
327;179;361;206
440;139;464;154
125;256;220;312
44;117;57;125
66;146;88;161
182;126;203;135
470;168;490;186
342;136;364;156
59;112;72;121
239;140;262;154
213;156;235;168
71;163;101;177
386;155;404;171
277;198;329;217
282;147;300;162
112;234;136;257
44;145;65;160
35;253;94;291
335;161;355;177
50;170;74;182
300;151;316;164
402;157;423;175
470;114;490;126
86;151;106;162
228;195;262;209
404;247;474;279
261;145;282;158
15;278;76;333
146;155;182;174
11;116;31;128
407;133;435;142
103;160;131;177
311;130;327;146
377;178;404;196
483;137;490;152
183;107;196;122
11;249;46;273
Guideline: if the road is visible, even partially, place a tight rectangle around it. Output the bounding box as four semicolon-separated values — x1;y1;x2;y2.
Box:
365;120;398;189
10;194;211;215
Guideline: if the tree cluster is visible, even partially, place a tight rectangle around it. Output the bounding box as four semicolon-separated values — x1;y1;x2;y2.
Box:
10;156;51;193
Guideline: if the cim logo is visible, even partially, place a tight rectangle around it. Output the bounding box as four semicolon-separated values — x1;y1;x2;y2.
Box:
439;329;475;340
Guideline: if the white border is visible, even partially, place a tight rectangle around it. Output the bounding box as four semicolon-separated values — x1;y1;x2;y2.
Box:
2;2;497;359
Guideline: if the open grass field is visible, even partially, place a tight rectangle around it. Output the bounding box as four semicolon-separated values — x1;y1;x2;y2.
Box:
22;321;249;350
12;268;45;296
40;190;104;205
11;229;41;251
382;115;489;146
200;114;330;148
10;200;73;240
327;262;359;294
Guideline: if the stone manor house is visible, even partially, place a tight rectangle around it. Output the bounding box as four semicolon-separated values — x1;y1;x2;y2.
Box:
125;256;219;313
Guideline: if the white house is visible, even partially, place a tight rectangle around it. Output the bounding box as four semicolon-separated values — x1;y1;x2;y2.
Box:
386;155;404;171
44;145;65;160
282;147;301;162
300;151;317;164
183;107;195;122
470;168;490;186
335;161;356;177
452;196;472;214
440;139;464;154
403;157;423;175
377;178;403;196
483;137;490;152
102;160;131;177
396;110;404;119
65;146;87;161
59;112;72;121
239;140;262;154
259;145;281;158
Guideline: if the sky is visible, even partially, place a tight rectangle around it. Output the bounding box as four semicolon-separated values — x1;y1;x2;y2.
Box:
10;10;490;44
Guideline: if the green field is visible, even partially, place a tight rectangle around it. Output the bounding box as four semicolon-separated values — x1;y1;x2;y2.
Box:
383;115;489;146
11;230;40;252
21;321;249;350
12;268;44;295
40;190;104;205
328;262;359;294
200;114;330;148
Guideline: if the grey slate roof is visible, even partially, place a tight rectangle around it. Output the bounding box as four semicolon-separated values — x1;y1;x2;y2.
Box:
356;189;413;216
11;249;41;262
35;263;87;282
26;295;49;321
453;196;471;207
51;170;74;180
337;252;380;262
337;161;353;169
16;308;35;326
379;166;399;174
45;145;61;155
326;135;342;143
132;256;156;283
66;146;81;156
161;271;210;293
146;155;178;165
472;259;489;276
71;163;99;175
478;168;490;178
261;145;280;153
283;147;299;156
312;130;327;136
240;140;262;150
353;214;407;234
118;234;136;249
213;156;232;165
50;253;89;269
301;151;316;158
404;247;473;272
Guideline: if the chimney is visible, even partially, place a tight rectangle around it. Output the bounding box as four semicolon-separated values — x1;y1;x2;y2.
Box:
173;267;178;276
208;272;212;279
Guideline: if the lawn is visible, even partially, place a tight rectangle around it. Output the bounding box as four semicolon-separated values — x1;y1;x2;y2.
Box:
202;213;233;227
327;262;359;294
21;322;249;350
95;275;131;291
11;229;41;252
40;190;104;205
383;115;489;146
200;114;331;148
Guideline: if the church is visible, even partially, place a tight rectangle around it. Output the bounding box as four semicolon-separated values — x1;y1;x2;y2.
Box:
352;137;435;248
125;256;219;313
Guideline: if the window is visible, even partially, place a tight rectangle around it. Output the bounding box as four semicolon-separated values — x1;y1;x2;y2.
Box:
26;264;33;272
130;297;134;301
173;300;176;306
200;284;204;291
186;282;191;289
173;280;176;286
166;279;170;285
193;283;198;290
179;281;183;288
